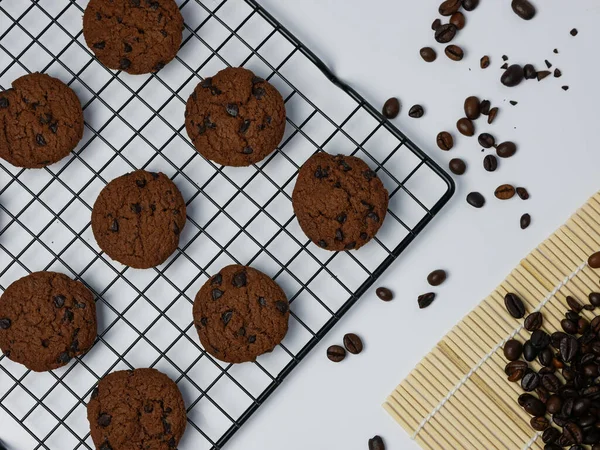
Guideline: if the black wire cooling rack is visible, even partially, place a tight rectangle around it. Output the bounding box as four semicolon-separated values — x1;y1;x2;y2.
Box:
0;0;455;448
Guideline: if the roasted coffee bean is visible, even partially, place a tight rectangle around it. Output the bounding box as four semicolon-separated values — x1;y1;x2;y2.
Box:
467;192;485;208
464;96;481;120
506;360;528;381
420;47;437;63
518;393;534;407
521;214;531;230
522;371;540;391
435;23;458;43
505;293;526;318
496;141;517;158
566;296;584;313
480;100;491;115
368;435;385;450
418;292;436;309
541;373;561;392
524;312;543;331
457;118;475;136
547;395;563;414
551;332;567;348
531;330;550;349
501;64;525;87
539;347;554;367
449;158;466;175
543;427;561;444
445;45;464;61
483;154;498;172
588;251;600;268
495;184;516;200
439;0;461;16
427;269;447;286
573;400;592;418
589;293;600;307
516;187;530;200
327;345;346;362
376;287;393;301
523;340;539;361
343;333;363;354
591;316;600;333
462;0;479;11
563;422;584;445
562;319;578;334
536;384;551;401
504;339;523;361
431;18;442;30
512;0;536;20
382;98;400;119
531;416;550;431
436;131;454;150
487;107;499;124
523;395;546;416
450;12;466;30
524;64;537;79
478;133;495;148
408;104;424;118
480;55;490;69
560;336;579;362
577;317;589;334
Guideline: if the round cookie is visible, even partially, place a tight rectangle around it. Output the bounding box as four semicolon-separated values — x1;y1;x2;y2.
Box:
193;265;289;363
0;73;84;168
87;368;187;450
92;170;186;269
0;271;97;372
185;67;286;167
83;0;184;75
292;152;389;251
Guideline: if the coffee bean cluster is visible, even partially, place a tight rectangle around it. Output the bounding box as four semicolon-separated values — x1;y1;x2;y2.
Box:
503;276;600;448
501;60;565;89
327;333;364;363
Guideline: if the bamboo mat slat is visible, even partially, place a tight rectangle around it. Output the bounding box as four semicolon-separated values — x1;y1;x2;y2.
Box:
384;192;600;450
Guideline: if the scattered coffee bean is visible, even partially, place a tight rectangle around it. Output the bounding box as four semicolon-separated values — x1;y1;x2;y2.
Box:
478;133;495;148
521;371;540;391
327;345;346;362
523;64;536;79
566;296;583;313
435;23;458;43
480;55;490;69
436;131;454;151
368;435;385;450
445;45;464;61
488;107;499;124
427;269;447;286
483;154;498;172
432;18;442;30
537;70;551;81
505;292;526;318
554;68;562;78
511;0;536;20
450;12;466;30
523;340;539;361
520;213;531;230
418;292;436;309
464;96;481;120
504;339;523;361
495;184;516;200
516;187;529;200
343;333;363;355
449;158;466;175
462;0;479;11
501;64;525;87
588;251;600;269
480;100;491;115
496;141;517;158
439;0;461;16
589;293;600;307
382;98;400;119
524;312;543;331
408;104;425;118
570;28;578;37
522;395;546;416
545;60;552;69
420;47;437;63
467;192;485;208
531;416;549;431
376;287;393;301
457;118;475;136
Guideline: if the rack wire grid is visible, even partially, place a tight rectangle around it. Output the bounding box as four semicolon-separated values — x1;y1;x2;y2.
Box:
0;0;455;449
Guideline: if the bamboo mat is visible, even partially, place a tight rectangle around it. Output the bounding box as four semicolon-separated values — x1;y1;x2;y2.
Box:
384;192;600;450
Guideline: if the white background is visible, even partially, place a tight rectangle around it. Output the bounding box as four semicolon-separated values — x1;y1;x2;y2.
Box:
233;0;600;449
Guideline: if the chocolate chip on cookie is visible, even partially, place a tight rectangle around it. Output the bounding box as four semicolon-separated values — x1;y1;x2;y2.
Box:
91;170;186;269
185;67;286;166
0;272;97;372
292;152;389;251
193;265;289;363
0;73;84;168
87;368;186;450
83;0;184;75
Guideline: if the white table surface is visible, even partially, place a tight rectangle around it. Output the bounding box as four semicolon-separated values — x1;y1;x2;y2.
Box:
229;0;600;449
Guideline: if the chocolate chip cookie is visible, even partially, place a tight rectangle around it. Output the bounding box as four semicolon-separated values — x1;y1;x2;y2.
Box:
0;73;84;168
292;152;389;251
193;265;289;363
185;67;286;167
91;170;186;269
87;368;187;450
83;0;184;75
0;271;97;372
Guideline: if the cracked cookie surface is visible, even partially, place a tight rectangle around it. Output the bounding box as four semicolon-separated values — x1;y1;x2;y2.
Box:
0;72;84;168
83;0;183;75
185;67;286;167
91;170;186;269
87;368;186;450
0;271;97;372
193;265;289;363
292;152;389;251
